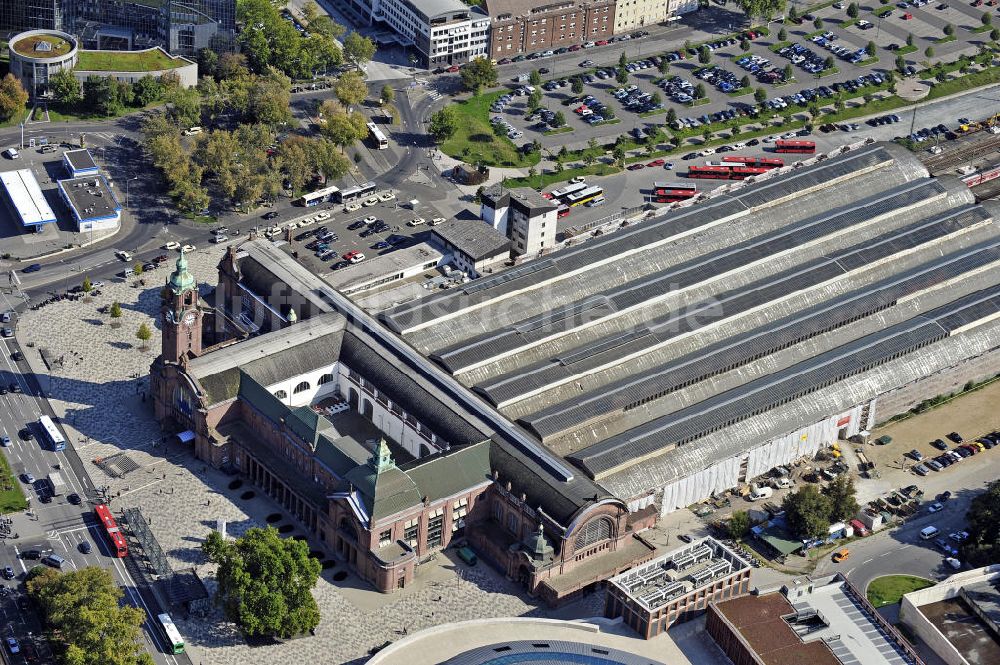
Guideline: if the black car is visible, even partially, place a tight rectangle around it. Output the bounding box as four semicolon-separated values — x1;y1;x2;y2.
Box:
78;542;92;554
677;534;693;543
18;428;32;441
67;493;81;505
20;549;40;560
2;566;13;580
262;211;279;220
348;220;366;230
931;438;948;451
11;351;23;362
332;261;350;270
38;492;52;504
294;231;313;242
946;431;963;443
23;264;41;273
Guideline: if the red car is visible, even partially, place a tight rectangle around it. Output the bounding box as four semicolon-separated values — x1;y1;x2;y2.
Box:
596;40;609;46
647;159;665;167
342;250;359;261
447;65;460;73
569;44;582;51
627;163;646;171
541;192;554;199
902;12;913;18
575;105;588;113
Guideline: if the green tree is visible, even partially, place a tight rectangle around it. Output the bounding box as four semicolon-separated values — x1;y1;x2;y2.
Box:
943;23;954;37
428;106;460;143
666;107;678;125
49;68;82;107
619;51;629;69
698;46;711;65
906;32;914;47
529;69;541;86
651;91;662;106
83;76;130;116
825;55;835;70
276;136;313;194
0;74;28;122
658;58;670;75
165;86;202;127
308;137;351;183
612;145;626;166
702;127;712;142
925;46;935;58
783;63;794;81
552;111;566;128
737;0;787;20
754;87;767;103
203;527;321;638
133;262;144;276
81;277;92;295
847;2;859;19
27;567;154;665
729;510;751;539
822;475;860;523
136;323;152;350
782;485;833;539
335;70;368;108
788;6;799;21
991;27;1000;41
982;11;992;26
616;67;629;84
248;69;293;125
865;41;877;57
960;479;1000;567
896;54;907;73
778;27;787;42
572;77;584;95
109;301;122;327
460;58;498;93
527;88;542;112
740;37;751;52
343;31;376;71
380;84;395;107
813;17;823;29
694;83;706;99
132;75;163;107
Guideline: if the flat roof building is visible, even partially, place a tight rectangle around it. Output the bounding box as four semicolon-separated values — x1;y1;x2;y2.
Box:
62;149;99;178
430;219;511;277
605;537;752;638
325;243;444;296
57;174;121;232
0;169;58;231
707;573;922;665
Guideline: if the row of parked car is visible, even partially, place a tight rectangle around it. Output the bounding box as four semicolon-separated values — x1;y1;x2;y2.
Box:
488;105;525;140
778;42;832;74
493;30;650;65
659;75;697;104
611;85;661;113
735;54;786;85
572;97;614;125
695;65;742;93
910;429;999;475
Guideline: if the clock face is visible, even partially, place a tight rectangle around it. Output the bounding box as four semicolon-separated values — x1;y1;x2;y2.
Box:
183;312;195;326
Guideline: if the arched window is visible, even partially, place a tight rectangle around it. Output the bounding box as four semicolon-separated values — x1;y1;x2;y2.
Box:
274;390;287;399
318;374;334;385
575;517;612;549
293;381;310;394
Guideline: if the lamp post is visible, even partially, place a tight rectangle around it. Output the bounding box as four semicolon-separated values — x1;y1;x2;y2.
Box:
125;176;138;208
896;80;930;142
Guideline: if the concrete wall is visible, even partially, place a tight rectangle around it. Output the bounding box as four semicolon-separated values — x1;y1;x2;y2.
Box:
899;565;1000;665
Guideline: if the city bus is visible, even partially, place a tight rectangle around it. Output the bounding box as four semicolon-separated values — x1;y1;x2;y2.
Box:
335;181;377;204
653;182;698;202
38;415;66;451
156;613;185;654
94;504;128;557
773;140;816;154
722;155;785;169
687;165;769;180
549;182;589;200
296;185;340;207
366;122;389;150
564;185;604;207
557;204;571;218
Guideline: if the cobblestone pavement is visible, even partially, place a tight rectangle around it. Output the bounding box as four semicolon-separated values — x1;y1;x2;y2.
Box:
16;246;608;665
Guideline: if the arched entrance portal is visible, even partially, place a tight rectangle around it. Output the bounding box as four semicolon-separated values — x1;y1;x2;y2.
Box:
361;398;374;421
348;387;359;410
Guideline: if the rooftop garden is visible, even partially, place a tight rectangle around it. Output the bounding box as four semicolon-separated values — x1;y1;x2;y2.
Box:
76;48;185;72
11;33;74;58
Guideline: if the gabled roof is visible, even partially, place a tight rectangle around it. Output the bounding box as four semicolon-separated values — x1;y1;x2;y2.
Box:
345;463;423;522
403;441;493;503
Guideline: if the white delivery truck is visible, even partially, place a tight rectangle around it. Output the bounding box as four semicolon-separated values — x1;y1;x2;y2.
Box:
48;471;66;496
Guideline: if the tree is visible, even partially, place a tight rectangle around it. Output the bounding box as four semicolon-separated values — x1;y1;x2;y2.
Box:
428;107;460;143
739;74;751;90
132;75;163;107
136;323;152;350
992;27;1000;41
81;277;92;295
896;54;907;73
203;527;321;638
49;68;82;107
783;63;794;81
943;23;954;37
737;0;787;20
698;46;711;65
847;2;859;18
658;58;670;75
778;27;787;42
813;17;823;29
822;475;859;523
343;31;376;71
983;11;992;26
729;510;751;539
906;32;915;47
571;77;584;95
247;69;293;125
527;89;542;112
618;51;628;70
165;86;202;128
109;301;122;327
702;128;712;142
335;70;368;108
83;76;130;116
754;87;767;103
612;145;626;166
960;479;1000;567
460;58;498;93
925;46;935;58
0;74;28;122
380;84;395;107
788;6;799;21
825;56;835;71
651;91;662;106
616;66;629;84
552;111;566;128
740;37;751;52
666;107;678;125
782;485;832;539
694;83;706;99
133;262;144;276
865;41;877;57
27;566;154;665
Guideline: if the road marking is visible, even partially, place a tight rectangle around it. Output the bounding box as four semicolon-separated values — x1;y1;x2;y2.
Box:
863;558;873;564
879;551;893;557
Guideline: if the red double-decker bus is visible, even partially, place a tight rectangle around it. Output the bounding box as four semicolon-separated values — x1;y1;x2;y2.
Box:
687;166;769;180
773;140;816;154
722;155;785;169
94;504;128;557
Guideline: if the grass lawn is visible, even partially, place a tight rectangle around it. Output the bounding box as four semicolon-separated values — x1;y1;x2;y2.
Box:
874;7;893;17
927;66;1000;100
544;126;573;135
817;67;840;78
971;25;994;34
440;91;539;168
867;575;934;608
0;453;27;514
770;41;792;53
857;56;879;66
686;98;711;107
898;45;917;55
840;19;858;29
726;87;752;97
76;48;185;72
0;107;30;129
505;162;619;189
640;108;668;117
936;35;957;44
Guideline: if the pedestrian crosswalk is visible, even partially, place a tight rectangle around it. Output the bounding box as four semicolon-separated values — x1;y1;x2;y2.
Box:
427;91;442;101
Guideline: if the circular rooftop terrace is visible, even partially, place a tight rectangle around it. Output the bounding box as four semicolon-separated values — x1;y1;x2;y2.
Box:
9;30;77;61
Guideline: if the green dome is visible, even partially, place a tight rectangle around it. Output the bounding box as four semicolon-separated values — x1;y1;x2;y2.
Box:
168;249;196;295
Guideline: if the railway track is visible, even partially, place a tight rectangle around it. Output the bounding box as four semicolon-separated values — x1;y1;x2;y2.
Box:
972;177;1000;202
924;133;1000;173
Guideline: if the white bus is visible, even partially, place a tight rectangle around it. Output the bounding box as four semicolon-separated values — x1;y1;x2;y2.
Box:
335;181;377;204
39;415;66;451
564;185;604;207
550;182;589;200
156;613;184;654
366;122;389;150
296;185;339;207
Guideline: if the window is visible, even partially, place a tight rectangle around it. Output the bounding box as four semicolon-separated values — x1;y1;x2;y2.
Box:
404;519;419;548
427;508;445;548
293;381;310;394
575;517;612;548
318;373;334;385
378;529;392;547
452;498;468;531
507;512;518;534
274;390;287;399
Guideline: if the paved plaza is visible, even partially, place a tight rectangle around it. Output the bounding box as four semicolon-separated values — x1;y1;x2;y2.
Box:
13;245;610;665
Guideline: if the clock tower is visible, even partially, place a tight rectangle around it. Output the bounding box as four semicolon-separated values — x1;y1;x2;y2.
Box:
161;249;203;363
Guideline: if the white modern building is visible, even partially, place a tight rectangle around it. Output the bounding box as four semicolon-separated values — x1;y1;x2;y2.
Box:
480;185;557;257
0;169;58;233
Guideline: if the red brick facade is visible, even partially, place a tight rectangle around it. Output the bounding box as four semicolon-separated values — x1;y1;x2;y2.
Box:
486;0;616;59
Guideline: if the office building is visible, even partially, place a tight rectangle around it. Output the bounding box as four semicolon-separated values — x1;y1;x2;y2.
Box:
484;0;615;59
480;185;557;256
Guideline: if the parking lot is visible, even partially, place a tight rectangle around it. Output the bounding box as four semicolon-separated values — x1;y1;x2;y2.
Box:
484;1;992;157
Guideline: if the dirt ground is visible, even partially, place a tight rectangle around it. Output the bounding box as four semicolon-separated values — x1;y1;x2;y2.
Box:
868;378;1000;468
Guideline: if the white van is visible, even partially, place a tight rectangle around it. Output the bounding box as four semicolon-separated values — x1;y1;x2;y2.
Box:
182;126;203;136
920;526;940;540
